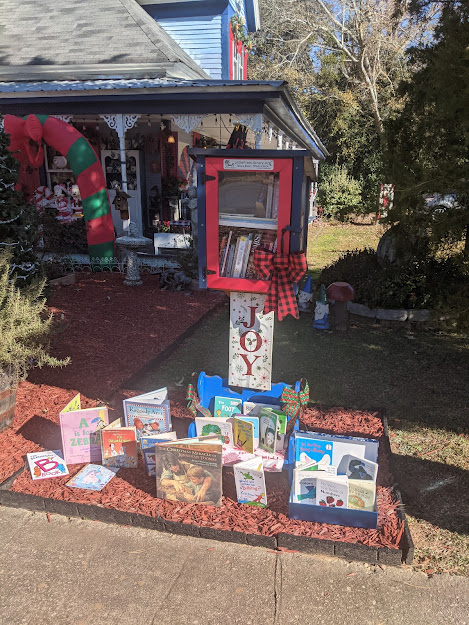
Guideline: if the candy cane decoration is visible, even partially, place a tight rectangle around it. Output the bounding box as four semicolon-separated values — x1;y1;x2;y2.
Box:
34;186;54;207
4;114;115;262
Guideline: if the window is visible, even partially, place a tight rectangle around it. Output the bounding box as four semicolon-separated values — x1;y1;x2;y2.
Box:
232;39;244;80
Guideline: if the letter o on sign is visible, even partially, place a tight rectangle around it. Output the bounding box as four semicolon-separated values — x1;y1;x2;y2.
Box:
239;330;262;353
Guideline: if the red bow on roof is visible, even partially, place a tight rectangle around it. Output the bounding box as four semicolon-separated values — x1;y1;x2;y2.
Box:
4;114;44;167
254;249;307;321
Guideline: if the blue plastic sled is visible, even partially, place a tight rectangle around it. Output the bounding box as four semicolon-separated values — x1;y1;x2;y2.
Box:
187;372;300;464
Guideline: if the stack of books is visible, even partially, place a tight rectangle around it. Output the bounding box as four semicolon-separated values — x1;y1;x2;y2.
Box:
219;230;277;279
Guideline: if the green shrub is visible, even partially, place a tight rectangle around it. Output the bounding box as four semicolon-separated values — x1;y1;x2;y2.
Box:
318;249;469;317
0;250;69;381
317;164;362;221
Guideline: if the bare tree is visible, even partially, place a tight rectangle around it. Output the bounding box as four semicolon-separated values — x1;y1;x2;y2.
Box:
252;0;440;146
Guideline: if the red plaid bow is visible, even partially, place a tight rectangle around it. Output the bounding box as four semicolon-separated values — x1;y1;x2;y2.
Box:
254;249;307;321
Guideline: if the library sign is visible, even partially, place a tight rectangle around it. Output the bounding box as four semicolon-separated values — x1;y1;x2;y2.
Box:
223;159;274;171
229;292;274;391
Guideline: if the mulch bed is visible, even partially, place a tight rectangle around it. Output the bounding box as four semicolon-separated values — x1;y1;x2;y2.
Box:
0;273;407;559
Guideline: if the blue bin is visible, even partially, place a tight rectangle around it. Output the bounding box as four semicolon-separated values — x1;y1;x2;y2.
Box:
186;372;300;464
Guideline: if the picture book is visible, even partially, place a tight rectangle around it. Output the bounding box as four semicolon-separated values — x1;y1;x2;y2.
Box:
213;396;242;419
316;475;349;509
337;454;378;482
234;458;267;508
123;387;171;439
259;409;278;454
259;407;288;453
233;417;255;454
242;401;280;416
295;457;337;476
293;430;379;466
27;450;69;481
348;479;377;511
235;414;259;448
154;436;223;506
141;432;178;477
101;419;138;468
66;464;119;491
292;473;319;505
59;394;109;465
195;416;234;447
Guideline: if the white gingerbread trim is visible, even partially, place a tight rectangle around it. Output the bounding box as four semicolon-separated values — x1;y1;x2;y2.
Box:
52;115;73;123
233;113;263;148
171;115;206;134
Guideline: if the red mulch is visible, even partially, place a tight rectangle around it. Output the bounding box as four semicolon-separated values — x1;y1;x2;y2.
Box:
1;273;404;550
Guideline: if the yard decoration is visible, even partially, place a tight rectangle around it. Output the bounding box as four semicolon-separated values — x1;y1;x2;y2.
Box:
313;284;330;330
3;114;115;263
298;274;313;312
327;281;355;331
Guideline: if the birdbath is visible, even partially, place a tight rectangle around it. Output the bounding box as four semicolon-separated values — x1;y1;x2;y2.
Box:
115;222;153;286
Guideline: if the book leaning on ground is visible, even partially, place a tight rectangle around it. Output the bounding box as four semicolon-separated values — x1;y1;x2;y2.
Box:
59;393;109;465
66;464;119;491
123;387;171;441
101;419;138;468
141;432;178;477
154;435;223;506
234;458;267;508
27;450;69;481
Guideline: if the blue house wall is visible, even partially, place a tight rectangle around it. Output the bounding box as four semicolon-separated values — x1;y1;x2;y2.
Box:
141;0;256;80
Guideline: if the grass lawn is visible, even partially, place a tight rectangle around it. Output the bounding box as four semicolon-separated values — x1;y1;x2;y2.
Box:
307;219;385;283
133;220;468;575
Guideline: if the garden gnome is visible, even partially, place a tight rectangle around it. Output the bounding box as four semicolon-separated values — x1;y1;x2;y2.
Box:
313;284;330;330
298;275;313;312
326;282;355;331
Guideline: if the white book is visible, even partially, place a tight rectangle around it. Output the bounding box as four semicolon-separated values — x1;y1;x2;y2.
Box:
348;479;377;511
232;236;247;278
123;387;171;439
265;176;274;219
195;416;234;448
293;471;347;506
240;234;253;278
27;450;69;481
220;230;233;276
337;454;378;482
234;457;267;507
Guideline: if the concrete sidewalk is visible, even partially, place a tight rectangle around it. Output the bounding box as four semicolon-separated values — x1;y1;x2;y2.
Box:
0;506;467;625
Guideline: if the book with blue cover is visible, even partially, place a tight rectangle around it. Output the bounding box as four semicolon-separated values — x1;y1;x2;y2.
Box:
123;387;171;441
213;396;242;419
66;464;119;491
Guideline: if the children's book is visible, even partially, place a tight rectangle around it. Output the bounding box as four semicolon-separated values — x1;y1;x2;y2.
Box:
293;430;379;466
123;387;171;440
242;401;280;416
337;454;378;482
235;414;259;448
213;396;242;419
234;458;267;508
195;416;234;447
317;475;349;509
101;419;138;468
259;406;288;453
141;432;178;477
259;409;278;454
295;457;337;476
66;464;119;491
348;480;376;512
59;394;109;465
154;436;223;506
233;417;255;454
27;450;69;481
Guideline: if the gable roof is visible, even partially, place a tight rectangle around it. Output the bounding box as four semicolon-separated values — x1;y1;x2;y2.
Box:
0;0;209;80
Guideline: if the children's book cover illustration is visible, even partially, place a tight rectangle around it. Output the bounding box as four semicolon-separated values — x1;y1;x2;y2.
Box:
259;409;278;454
234;458;267;508
123;387;171;439
66;464;119;491
233;417;255;454
101;420;138;468
294;431;379;466
316;476;349;508
338;454;378;481
195;416;234;446
59;394;109;465
141;432;178;477
348;479;377;511
27;450;69;481
155;437;223;506
213;396;242;419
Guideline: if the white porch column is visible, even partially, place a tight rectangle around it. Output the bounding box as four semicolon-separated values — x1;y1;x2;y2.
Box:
100;114;140;230
277;130;284;150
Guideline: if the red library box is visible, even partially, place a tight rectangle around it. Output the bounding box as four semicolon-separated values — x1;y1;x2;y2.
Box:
189;149;316;292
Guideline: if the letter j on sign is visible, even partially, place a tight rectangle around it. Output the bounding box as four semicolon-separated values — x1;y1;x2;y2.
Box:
229;292;274;391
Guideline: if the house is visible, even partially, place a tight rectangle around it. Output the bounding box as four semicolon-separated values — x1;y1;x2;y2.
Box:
0;0;326;262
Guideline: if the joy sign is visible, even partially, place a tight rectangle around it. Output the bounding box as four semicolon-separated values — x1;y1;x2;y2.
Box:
229;292;274;391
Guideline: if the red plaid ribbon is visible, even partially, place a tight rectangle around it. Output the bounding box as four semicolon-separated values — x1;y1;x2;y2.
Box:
186;372;212;418
281;378;309;439
254;249;308;321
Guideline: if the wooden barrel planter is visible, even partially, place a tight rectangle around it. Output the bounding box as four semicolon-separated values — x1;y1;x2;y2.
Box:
0;373;17;432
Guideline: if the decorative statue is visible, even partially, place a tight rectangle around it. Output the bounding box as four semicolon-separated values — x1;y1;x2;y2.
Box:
313;283;330;330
